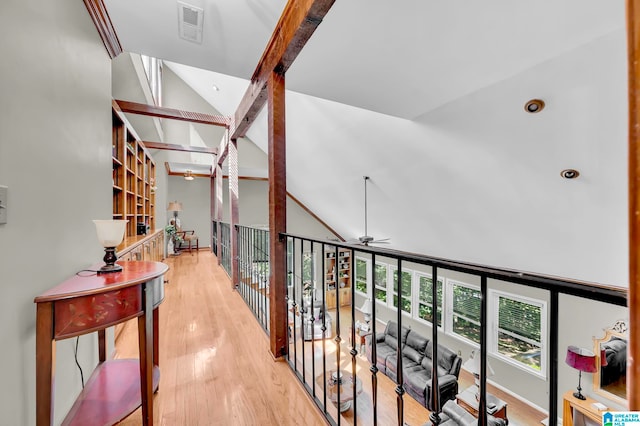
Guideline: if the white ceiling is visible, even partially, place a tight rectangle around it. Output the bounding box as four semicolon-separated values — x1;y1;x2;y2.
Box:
103;0;629;286
105;0;623;119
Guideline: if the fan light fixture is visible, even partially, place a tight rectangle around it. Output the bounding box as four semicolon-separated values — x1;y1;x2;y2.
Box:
184;170;194;181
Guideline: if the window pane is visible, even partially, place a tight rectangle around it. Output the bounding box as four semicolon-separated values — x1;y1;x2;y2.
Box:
374;264;387;302
452;283;481;343
393;294;411;313
498;332;541;371
496;295;542;371
453;316;481;343
355;258;367;293
418;276;443;326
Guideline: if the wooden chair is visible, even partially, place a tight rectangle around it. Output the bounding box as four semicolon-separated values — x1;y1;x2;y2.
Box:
176;230;199;253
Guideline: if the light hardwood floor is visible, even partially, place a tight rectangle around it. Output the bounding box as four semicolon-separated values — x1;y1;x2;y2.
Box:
114;251;546;425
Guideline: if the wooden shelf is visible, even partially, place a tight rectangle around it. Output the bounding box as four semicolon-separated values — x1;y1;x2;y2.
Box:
112;101;156;239
62;360;160;426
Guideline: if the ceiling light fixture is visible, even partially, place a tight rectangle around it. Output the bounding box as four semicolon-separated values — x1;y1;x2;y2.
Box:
560;169;580;179
184;170;194;181
212;85;219;92
524;99;545;113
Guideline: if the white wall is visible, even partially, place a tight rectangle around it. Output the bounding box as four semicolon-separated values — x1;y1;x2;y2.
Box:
167;175;211;248
281;30;628;288
220;179;339;239
0;1;112;424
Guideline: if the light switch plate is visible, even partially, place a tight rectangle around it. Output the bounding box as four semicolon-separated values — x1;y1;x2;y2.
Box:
0;185;7;224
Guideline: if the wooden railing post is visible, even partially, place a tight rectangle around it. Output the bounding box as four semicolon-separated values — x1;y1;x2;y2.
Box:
268;69;287;358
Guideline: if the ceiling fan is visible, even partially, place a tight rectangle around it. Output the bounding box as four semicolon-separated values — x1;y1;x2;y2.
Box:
346;176;390;246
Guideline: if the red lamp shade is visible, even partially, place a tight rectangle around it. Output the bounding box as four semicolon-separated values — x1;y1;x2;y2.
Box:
566;346;597;373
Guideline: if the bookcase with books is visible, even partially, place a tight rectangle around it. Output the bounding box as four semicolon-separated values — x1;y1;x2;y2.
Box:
324;248;352;309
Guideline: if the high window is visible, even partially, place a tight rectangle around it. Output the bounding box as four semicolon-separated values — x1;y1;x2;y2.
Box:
355;257;369;295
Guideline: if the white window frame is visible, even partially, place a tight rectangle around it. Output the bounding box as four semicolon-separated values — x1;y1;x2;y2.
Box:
489;290;547;378
445;279;482;347
354;256;371;297
415;272;445;330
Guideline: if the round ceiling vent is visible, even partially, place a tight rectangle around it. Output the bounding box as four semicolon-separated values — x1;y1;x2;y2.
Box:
524;99;545;113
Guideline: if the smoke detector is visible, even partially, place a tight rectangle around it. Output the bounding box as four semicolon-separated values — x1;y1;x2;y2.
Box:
178;1;204;43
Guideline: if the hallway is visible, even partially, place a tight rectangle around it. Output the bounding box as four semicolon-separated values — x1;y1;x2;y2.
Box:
115;251;326;425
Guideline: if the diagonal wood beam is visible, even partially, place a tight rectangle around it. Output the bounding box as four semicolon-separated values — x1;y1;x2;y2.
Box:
84;0;122;59
115;99;231;128
231;0;336;139
142;141;217;155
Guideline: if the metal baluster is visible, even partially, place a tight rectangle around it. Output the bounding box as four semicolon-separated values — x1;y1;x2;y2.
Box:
396;259;405;426
429;266;441;425
349;248;358;423
370;252;379;426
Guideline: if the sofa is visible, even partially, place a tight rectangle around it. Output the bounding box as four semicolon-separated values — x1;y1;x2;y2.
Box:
433;400;507;426
367;321;462;410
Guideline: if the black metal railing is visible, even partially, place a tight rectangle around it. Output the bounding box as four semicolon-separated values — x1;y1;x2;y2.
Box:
219;222;232;276
212;220;218;256
236;224;271;334
279;232;626;426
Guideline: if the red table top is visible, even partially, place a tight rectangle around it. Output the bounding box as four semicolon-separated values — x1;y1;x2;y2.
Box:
34;261;169;303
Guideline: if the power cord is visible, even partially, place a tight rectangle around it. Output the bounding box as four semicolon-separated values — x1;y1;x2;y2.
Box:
75;269;99;277
74;336;85;389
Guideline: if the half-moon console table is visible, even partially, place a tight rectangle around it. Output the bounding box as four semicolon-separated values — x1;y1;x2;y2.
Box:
34;261;169;426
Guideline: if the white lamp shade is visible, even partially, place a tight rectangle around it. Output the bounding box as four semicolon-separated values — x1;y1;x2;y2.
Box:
360;298;372;315
463;351;495;377
93;220;127;247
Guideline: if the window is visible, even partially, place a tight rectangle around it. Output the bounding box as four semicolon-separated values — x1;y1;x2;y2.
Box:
355;257;369;295
374;263;387;303
448;280;481;344
141;55;162;106
417;274;444;327
302;252;314;285
392;268;412;313
491;291;546;374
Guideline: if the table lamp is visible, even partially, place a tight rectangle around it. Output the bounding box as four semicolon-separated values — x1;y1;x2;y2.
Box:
93;220;127;273
462;350;494;400
167;201;182;227
565;345;597;400
360;298;372;324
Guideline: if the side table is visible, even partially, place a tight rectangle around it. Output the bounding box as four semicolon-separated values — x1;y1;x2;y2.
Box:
456;385;508;422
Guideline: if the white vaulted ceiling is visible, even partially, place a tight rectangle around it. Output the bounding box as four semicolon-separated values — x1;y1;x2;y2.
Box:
103;0;629;287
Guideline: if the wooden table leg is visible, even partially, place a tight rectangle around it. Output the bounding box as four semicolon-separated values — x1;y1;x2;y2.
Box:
36;302;55;426
138;284;154;425
98;329;106;363
563;398;573;426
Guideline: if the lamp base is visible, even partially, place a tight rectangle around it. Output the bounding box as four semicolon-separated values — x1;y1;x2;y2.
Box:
98;246;122;274
98;263;122;274
573;391;586;401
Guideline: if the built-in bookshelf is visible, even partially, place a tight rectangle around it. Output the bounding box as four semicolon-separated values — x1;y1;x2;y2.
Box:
112;101;155;238
325;248;352;309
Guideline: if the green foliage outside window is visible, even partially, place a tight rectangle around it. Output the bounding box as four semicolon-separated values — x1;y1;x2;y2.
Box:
452;284;481;343
418;276;443;327
355;258;367;293
392;269;412;313
374;263;387;302
497;296;542;371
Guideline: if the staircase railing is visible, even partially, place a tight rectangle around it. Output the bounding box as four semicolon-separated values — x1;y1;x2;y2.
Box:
236;224;271;333
279;232;626;426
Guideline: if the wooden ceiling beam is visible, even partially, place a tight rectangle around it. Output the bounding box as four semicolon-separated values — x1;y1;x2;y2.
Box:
114;99;231;128
142;141;217;155
231;0;335;139
83;0;122;59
